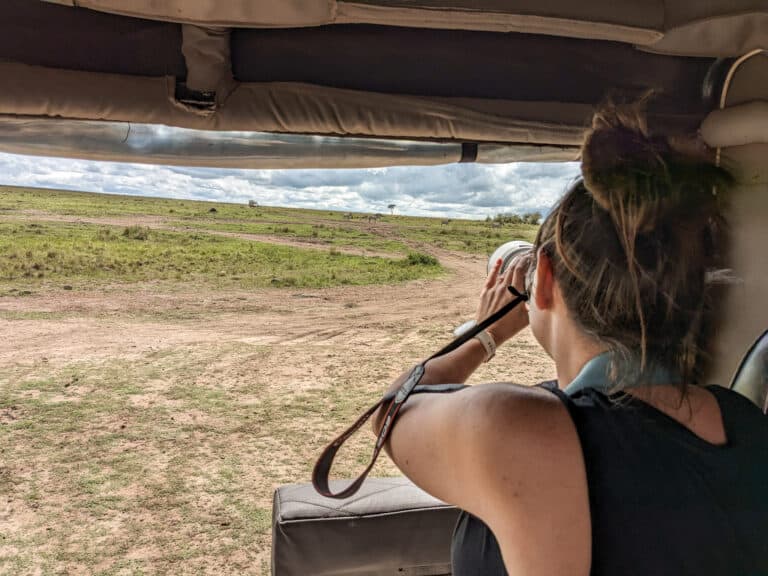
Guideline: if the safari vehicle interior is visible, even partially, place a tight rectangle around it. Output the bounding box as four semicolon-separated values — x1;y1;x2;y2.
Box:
1;2;766;575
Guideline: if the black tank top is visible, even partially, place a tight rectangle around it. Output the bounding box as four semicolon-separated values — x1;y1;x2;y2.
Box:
451;384;768;575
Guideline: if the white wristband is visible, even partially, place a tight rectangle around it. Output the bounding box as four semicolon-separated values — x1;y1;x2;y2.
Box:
473;330;497;363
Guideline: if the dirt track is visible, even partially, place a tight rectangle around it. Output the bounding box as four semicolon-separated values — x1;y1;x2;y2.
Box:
1;212;554;384
0;244;554;383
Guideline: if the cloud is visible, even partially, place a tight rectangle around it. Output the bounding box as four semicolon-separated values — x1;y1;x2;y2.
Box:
0;152;580;219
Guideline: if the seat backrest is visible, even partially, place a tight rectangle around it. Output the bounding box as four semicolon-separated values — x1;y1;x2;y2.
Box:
272;477;459;576
730;330;768;413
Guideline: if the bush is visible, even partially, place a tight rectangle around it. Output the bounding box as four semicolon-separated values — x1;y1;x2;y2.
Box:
404;252;439;267
122;226;151;240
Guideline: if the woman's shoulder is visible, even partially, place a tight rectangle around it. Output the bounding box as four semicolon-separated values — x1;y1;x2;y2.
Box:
463;382;592;575
452;382;579;461
461;381;586;496
462;381;575;441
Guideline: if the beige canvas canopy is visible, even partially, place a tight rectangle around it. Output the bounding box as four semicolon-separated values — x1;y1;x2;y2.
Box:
0;1;766;167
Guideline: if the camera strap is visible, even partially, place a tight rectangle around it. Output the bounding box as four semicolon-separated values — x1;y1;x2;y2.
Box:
312;286;529;499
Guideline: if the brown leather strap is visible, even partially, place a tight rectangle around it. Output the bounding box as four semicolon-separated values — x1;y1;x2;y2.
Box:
312;378;468;499
312;286;529;499
312;397;390;499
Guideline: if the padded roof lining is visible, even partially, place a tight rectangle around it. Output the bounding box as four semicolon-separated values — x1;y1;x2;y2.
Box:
42;0;335;28
0;62;594;144
0;1;758;162
29;1;767;57
663;0;768;27
1;1;715;118
348;0;664;29
1;0;186;78
231;25;713;108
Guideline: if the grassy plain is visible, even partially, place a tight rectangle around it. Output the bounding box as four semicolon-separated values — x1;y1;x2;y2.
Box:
0;185;537;255
0;221;440;293
0;185;546;575
0;186;477;294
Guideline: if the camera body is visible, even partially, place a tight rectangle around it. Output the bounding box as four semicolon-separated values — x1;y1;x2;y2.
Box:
453;240;534;337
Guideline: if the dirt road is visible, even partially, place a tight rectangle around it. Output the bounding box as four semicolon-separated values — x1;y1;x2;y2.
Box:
0;245;551;374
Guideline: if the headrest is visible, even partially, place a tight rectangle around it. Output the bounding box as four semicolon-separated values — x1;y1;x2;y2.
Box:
701;101;768;148
730;330;768;413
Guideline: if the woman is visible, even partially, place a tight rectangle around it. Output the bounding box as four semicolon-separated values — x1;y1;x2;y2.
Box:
374;101;768;575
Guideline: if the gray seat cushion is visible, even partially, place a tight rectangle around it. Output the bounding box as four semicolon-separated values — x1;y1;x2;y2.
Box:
272;477;460;575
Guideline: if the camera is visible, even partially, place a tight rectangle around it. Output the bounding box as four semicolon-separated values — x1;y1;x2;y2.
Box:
453;240;534;336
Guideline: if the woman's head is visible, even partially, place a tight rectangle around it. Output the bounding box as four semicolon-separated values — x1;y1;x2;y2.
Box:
529;98;733;387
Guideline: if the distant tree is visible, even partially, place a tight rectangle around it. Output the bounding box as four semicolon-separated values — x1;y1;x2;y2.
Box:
495;212;524;225
523;211;542;225
388;204;396;215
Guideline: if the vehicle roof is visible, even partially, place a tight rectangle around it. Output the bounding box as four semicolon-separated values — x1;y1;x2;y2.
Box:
0;1;765;167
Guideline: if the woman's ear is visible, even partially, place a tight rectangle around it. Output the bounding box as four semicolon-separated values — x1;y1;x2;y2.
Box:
533;249;555;311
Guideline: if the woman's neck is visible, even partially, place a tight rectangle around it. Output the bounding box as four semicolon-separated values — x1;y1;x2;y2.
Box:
550;320;608;389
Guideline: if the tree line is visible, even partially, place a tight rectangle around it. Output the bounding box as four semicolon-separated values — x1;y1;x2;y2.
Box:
486;212;542;226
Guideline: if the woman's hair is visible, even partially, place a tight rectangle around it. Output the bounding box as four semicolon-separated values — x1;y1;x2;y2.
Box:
533;96;734;388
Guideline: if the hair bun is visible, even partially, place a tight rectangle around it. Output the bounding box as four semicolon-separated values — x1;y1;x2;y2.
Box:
581;99;672;214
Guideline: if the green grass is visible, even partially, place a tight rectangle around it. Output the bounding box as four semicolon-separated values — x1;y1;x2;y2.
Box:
170;220;409;254
0;221;442;292
0;185;539;258
387;217;538;254
0;185;300;221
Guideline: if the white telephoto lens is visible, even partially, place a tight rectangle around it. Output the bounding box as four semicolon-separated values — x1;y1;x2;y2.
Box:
488;240;534;274
452;241;534;336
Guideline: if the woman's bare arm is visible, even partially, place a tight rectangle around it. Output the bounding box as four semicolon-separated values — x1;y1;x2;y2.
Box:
370;254;543;517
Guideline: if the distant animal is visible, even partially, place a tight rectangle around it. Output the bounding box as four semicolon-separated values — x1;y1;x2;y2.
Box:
491;221;502;228
343;212;354;220
441;219;452;226
248;200;259;208
209;207;218;213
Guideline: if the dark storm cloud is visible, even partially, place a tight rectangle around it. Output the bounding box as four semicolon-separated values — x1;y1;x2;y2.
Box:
0;152;580;219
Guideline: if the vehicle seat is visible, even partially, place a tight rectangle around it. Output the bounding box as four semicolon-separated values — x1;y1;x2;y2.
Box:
272;476;459;576
730;330;768;413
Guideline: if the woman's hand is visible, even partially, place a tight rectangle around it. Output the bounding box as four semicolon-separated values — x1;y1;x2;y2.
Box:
476;254;532;346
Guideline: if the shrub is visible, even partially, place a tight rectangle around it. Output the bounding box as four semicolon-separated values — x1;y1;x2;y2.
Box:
122;226;151;240
404;252;439;267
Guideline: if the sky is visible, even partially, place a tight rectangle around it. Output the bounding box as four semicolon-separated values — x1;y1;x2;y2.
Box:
0;152;580;220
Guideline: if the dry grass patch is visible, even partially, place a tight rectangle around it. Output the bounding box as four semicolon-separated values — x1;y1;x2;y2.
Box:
0;340;406;575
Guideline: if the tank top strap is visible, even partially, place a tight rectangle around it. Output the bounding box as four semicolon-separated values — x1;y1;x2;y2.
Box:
706;384;767;447
537;380;579;416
